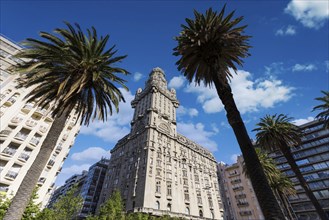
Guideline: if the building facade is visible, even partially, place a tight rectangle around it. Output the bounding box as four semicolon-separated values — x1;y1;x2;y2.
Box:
0;35;81;207
269;119;329;220
217;156;264;220
97;68;223;219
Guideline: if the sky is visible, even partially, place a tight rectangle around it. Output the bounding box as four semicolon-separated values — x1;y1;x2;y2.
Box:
1;0;329;186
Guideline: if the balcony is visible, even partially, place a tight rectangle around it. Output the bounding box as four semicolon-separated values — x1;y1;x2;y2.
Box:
67;122;75;129
62;134;68;141
0;129;12;137
29;137;40;146
233;186;244;191
10;116;23;125
18;152;30;162
55;145;62;154
47;159;55;168
240;211;252;216
39;125;48;133
1;147;17;157
26;119;37;127
5;170;18;180
34;107;47;116
235;194;246;199
21;103;34;113
38;177;46;185
4;97;16;106
237;202;249;207
14;132;28;141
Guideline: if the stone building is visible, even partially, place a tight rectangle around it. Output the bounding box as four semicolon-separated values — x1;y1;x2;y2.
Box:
97;68;223;219
0;35;81;207
217;156;264;220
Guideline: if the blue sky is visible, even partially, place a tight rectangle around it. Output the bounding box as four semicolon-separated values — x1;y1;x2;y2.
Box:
1;0;328;186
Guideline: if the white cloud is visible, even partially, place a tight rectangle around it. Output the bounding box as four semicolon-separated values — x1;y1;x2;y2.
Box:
325;60;329;72
133;72;143;82
230;154;239;163
177;122;218;152
71;147;111;161
177;106;199;118
292;63;317;72
285;0;329;29
275;25;297;36
292;117;314;126
184;70;294;114
168;76;185;89
80;88;134;143
56;164;91;186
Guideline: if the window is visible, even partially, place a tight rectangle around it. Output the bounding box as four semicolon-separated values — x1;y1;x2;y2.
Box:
167;203;171;211
199;210;203;217
156;181;161;193
185;207;190;215
155;201;160;210
167;183;172;196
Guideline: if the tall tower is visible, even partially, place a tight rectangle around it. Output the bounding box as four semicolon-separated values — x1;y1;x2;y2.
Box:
0;35;81;207
98;68;223;219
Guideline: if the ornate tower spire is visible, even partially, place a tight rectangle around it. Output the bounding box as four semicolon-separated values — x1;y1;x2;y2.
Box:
130;68;179;135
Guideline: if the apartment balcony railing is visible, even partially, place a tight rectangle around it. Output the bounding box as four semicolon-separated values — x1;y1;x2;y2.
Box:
29;137;40;146
0;129;12;137
18;152;30;162
237;202;249;207
4;97;16;106
47;159;55;168
5;170;18;180
62;134;68;141
232;186;244;191
55;145;62;153
239;211;252;216
39;125;48;133
21;103;34;113
10;116;23;124
26;119;38;127
67;122;75;129
235;194;247;199
34;107;47;116
1;147;17;156
14;132;28;141
38;177;46;184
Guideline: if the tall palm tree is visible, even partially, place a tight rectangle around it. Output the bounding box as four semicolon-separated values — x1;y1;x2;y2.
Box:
253;114;327;220
313;91;329;129
173;6;285;219
4;22;129;220
243;148;297;219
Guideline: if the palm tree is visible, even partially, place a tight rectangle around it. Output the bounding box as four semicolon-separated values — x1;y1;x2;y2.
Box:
4;22;129;220
253;114;327;220
244;148;297;219
313;91;329;129
173;6;285;219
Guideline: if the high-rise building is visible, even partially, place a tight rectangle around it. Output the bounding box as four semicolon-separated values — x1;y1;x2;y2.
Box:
269;119;329;220
0;35;81;207
79;158;110;218
217;156;264;220
97;68;223;219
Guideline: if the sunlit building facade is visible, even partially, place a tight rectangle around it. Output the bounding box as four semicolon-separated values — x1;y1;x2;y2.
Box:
217;157;264;220
269;120;329;220
97;68;224;219
0;35;81;207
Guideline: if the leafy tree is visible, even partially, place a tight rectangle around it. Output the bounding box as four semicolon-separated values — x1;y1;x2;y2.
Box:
98;190;124;220
173;5;284;219
253;114;327;219
313;91;329;129
0;195;11;220
22;188;41;220
35;208;55;220
4;22;129;220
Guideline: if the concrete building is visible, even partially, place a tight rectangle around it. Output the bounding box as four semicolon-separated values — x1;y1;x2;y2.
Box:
0;35;81;207
79;158;110;218
217;156;264;220
269;119;329;220
97;68;224;219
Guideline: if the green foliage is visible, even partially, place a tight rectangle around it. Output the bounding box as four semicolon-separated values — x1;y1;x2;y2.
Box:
0;194;11;220
22;188;41;220
313;90;329;129
98;190;124;220
51;186;83;220
35;208;55;220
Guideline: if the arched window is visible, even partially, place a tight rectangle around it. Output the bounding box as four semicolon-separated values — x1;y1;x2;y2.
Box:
199;210;203;217
167;203;171;211
185;207;190;215
155;201;160;210
211;211;214;219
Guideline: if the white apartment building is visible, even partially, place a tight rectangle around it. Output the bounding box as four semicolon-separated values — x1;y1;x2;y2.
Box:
97;68;224;219
0;35;81;207
218;156;264;220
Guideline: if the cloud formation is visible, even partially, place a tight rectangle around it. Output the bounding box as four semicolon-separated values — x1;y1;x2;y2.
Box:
292;64;317;72
168;76;185;89
80;88;134;143
292;116;314;126
177;122;218;152
133;72;143;82
230;154;239;163
285;0;329;29
56;164;91;186
177;105;199;118
275;25;297;36
71;147;111;161
185;70;294;114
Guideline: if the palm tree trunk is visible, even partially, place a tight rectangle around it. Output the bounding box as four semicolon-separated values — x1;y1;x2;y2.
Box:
212;75;285;220
278;191;296;220
280;144;328;220
4;113;69;220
